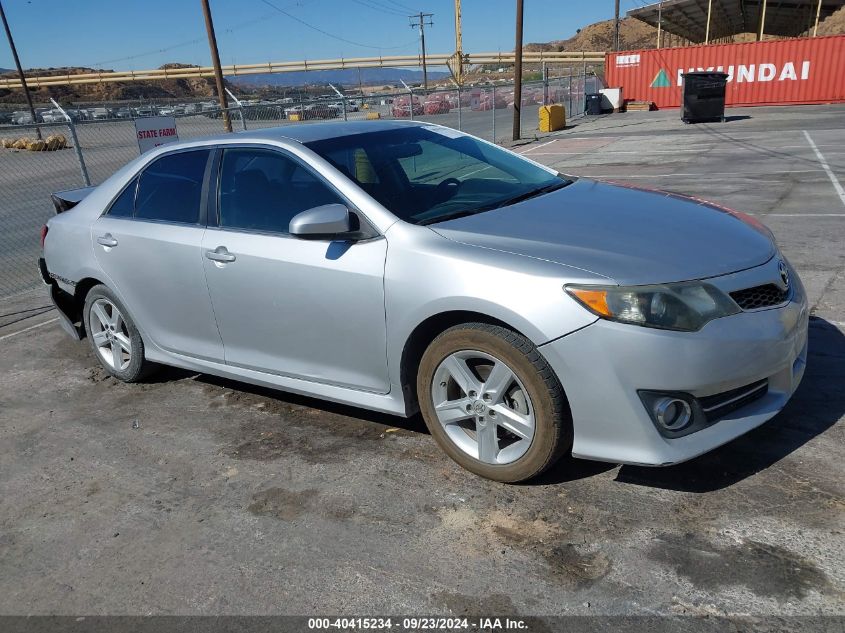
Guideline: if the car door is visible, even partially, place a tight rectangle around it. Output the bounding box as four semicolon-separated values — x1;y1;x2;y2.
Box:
201;146;389;393
92;148;225;362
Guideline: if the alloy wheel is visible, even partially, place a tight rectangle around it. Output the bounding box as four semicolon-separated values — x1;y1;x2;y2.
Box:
431;350;535;465
89;298;131;372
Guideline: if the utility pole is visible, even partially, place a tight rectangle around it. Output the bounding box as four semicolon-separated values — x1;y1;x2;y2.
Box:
657;1;663;49
0;0;40;138
409;12;433;91
200;0;232;132
613;0;621;51
512;0;523;141
453;0;463;84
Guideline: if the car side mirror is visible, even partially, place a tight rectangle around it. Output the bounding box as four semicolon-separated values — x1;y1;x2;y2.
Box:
289;204;355;240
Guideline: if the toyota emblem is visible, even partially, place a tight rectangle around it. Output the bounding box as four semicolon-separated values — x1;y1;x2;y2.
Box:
778;260;790;289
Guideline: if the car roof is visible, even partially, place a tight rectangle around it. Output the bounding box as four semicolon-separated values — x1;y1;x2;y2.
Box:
186;119;427;147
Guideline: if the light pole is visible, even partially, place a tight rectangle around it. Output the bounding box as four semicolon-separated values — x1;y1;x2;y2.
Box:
512;0;524;141
200;0;232;132
0;0;41;138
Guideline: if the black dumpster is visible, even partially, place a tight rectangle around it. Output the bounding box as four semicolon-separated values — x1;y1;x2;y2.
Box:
585;93;603;115
681;72;728;123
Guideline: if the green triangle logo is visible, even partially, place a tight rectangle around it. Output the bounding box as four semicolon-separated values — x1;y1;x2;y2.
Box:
651;69;671;88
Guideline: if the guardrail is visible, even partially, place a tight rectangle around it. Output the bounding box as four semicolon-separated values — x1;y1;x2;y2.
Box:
0;52;605;88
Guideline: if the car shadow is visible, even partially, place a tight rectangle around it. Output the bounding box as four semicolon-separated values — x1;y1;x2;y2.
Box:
612;316;844;493
151;318;841;491
723;115;752;122
193;373;429;435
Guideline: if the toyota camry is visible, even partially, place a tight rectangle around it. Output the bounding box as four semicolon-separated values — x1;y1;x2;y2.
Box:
40;120;808;482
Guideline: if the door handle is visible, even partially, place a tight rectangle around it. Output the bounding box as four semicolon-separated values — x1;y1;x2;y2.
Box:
97;234;118;247
205;247;236;263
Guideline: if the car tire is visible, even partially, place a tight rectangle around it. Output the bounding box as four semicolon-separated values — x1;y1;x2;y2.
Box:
82;284;156;382
417;323;572;483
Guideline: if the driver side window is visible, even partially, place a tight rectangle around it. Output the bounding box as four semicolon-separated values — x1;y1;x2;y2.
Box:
218;148;343;234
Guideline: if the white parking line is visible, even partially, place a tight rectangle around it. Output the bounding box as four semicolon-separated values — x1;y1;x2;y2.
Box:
756;213;845;217
516;139;557;155
0;318;58;342
804;130;845;207
582;169;825;179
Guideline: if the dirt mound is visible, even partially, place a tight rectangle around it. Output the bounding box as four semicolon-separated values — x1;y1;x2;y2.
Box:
815;6;845;35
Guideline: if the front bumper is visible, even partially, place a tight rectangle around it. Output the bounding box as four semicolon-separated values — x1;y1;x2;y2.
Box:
540;271;809;466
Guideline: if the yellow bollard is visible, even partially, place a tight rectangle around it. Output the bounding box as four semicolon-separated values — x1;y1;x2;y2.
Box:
539;104;566;132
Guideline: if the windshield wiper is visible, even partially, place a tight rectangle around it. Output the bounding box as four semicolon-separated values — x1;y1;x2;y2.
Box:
417;179;571;226
418;209;481;226
492;180;570;209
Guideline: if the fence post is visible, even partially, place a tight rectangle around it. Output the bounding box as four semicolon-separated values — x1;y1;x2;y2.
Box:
408;88;414;121
341;95;348;121
50;100;91;186
583;60;587;114
457;85;462;130
491;85;496;143
568;67;572;118
542;61;549;106
67;120;91;187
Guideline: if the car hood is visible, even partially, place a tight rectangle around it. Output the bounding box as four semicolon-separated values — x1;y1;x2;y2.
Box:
430;179;776;285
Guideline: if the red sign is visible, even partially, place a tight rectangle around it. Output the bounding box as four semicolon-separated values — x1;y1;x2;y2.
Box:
605;35;845;109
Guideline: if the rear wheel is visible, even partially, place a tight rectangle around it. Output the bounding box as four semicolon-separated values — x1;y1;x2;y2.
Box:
417;323;571;482
83;285;155;382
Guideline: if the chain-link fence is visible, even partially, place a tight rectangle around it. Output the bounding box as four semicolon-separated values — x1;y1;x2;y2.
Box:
0;72;601;299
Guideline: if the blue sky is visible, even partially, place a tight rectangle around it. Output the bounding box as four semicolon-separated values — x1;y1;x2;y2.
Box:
0;0;643;71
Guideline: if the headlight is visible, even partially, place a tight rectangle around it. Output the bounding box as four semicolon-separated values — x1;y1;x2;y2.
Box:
565;282;740;332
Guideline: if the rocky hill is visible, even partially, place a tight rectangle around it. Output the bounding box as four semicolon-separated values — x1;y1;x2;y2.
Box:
816;6;845;35
525;17;659;53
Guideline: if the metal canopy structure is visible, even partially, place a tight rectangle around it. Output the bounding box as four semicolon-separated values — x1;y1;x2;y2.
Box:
628;0;845;43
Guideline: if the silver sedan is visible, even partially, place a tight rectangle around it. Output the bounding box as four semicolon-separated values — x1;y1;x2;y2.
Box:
40;121;808;482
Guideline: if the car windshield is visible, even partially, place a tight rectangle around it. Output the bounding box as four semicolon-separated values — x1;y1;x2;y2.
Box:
305;126;572;225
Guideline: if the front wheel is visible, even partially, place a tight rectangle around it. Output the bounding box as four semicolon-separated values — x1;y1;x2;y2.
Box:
417;323;572;482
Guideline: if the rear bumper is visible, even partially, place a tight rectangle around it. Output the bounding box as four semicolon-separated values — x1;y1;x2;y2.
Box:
540;282;809;466
40;257;83;341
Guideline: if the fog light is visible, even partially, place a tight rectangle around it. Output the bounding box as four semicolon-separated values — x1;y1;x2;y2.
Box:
653;397;692;431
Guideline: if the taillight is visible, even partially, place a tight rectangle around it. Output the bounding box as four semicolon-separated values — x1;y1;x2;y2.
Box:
40;225;48;249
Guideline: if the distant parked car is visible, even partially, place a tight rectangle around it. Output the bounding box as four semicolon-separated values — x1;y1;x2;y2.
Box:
424;96;451;115
11;110;34;124
304;104;340;120
40;109;67;123
392;97;423;118
90;107;112;120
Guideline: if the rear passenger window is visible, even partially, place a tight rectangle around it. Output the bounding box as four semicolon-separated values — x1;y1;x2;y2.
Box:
218;148;343;234
108;177;137;217
135;150;209;224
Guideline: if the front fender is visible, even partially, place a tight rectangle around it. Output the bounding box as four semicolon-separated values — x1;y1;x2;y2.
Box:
383;223;601;390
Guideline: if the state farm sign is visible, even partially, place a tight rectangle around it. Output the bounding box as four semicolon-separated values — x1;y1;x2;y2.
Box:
135;116;179;153
606;35;845;109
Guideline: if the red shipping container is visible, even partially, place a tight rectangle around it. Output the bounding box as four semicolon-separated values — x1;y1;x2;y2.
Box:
605;35;845;109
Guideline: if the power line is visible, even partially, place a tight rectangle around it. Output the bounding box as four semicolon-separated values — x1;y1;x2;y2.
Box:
384;0;415;12
89;0;314;67
350;0;407;17
259;0;417;50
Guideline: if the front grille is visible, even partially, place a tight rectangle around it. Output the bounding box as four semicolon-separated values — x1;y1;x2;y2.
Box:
699;379;768;422
730;284;788;310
